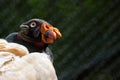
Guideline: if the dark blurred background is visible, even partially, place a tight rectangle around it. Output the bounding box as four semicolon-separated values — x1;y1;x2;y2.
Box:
0;0;120;80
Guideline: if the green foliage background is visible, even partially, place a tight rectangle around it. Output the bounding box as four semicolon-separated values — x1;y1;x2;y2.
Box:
0;0;120;80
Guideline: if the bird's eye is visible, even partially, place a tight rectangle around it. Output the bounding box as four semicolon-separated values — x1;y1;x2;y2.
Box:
30;22;36;28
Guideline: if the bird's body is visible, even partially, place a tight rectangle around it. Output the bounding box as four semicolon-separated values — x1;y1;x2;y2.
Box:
0;39;58;80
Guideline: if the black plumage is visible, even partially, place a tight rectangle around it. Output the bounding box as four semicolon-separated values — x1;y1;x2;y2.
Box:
5;19;62;62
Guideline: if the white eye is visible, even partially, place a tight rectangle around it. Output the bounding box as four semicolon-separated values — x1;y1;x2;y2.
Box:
30;22;36;28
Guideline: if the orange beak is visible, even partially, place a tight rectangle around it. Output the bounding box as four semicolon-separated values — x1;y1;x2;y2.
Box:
40;23;62;44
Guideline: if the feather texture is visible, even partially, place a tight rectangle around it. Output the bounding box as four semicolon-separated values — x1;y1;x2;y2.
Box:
0;39;57;80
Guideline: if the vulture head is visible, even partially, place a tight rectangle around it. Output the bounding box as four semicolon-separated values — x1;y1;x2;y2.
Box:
19;19;62;44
